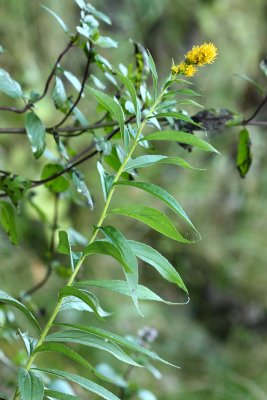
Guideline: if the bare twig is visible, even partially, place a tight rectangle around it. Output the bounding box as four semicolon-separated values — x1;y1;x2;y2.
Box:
243;93;267;124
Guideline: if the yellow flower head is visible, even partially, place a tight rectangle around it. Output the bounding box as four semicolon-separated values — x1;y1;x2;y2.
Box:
172;62;197;77
185;42;218;66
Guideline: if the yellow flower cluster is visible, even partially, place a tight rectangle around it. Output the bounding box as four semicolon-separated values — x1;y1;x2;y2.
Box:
172;42;218;77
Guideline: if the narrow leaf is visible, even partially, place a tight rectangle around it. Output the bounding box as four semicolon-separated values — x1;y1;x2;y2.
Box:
34;368;120;400
83;240;127;269
64;71;82;93
41;5;69;33
115;69;141;125
147;50;158;98
44;390;79;400
25;112;46;159
0;291;40;330
108;206;193;243
0;68;23;98
0;201;18;244
140;130;219;153
124;155;202;171
152;112;201;127
129;240;188;293
18;368;44;400
97;162;114;202
236;128;252;178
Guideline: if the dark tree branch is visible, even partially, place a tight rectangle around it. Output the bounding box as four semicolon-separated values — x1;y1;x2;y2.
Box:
242;93;267;124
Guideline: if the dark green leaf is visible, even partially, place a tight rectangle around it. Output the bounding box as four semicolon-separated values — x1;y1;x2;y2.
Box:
115;181;200;239
25;112;46;159
0;291;40;330
41;5;69;33
57;230;82;272
152;112;201;127
0;201;18;244
46;330;141;367
0;175;31;206
87;87;125;137
108;206;192;243
41;164;69;193
0;68;23;98
140;130;219;153
34;368;120;400
18;368;44;400
236;128;252;178
129;240;188;293
83;240;127;268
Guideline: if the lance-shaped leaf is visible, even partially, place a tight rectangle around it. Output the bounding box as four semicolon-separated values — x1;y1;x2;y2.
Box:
114;181;200;240
100;226;139;312
139;130;219;153
34;368;120;400
115;69;141;125
64;71;82;93
0;68;23;98
128;240;188;293
45;330;141;367
75;280;188;304
57;230;82;272
72;171;93;209
147;50;158;98
18;368;44;400
87;87;125;137
108;206;192;243
0;291;40;330
151;112;201;127
97;162;114;202
41;5;69;33
55;324;179;368
0;201;18;244
124;154;202;171
83;240;129;269
236;128;252;178
25;111;46;159
59;286;111;318
44;390;79;400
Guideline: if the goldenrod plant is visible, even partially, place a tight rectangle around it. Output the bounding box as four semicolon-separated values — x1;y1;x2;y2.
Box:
0;1;266;399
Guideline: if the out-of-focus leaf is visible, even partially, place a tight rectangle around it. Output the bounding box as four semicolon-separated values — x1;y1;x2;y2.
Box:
0;201;18;244
124;155;202;171
18;368;44;400
0;175;31;206
0;68;23;98
42;5;69;33
41;164;69;193
95;36;118;48
72;171;93;209
52;77;68;112
147;50;158;98
236;128;252;178
115;69;141;125
64;71;82;93
97;162;114;202
44;390;79;400
25;112;46;159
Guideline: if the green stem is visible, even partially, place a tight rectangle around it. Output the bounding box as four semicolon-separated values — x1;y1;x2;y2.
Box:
12;83;169;400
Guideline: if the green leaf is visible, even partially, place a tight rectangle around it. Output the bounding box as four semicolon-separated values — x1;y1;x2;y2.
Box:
115;69;141;125
124;155;202;171
95;36;118;48
64;71;82;93
115;181;200;239
147;50;158;98
25;112;46;159
152;112;201;127
97;162;114;202
236;128;252;178
87;87;125;137
59;286;110;318
0;392;9;400
75;280;188;304
52;77;68;111
41;5;69;32
0;291;40;330
0;201;18;244
85;3;112;25
18;368;44;400
54;324;178;368
35;342;110;382
140;130;219;153
100;226;139;312
34;368;120;400
175;88;202;96
72;171;93;209
129;240;188;293
0;68;23;98
108;206;192;243
44;390;79;400
83;240;128;269
57;230;82;272
45;331;141;367
0;175;31;206
41;164;69;193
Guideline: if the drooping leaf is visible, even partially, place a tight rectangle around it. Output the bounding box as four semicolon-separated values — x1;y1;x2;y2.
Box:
41;5;69;33
140;130;219;153
108;206;192;243
34;368;120;400
45;332;141;367
75;280;188;304
72;171;93;209
236;128;252;178
87;87;125;137
0;201;18;244
115;69;141;125
83;240;127;269
55;324;178;368
152;112;201;127
44;390;79;400
97;162;114;202
147;50;158;98
25;112;46;159
0;68;23;98
41;164;69;193
18;368;44;400
129;240;188;293
114;181;200;239
95;36;118;48
52;77;68;112
100;226;139;312
124;155;202;171
18;330;38;357
0;291;40;330
57;230;82;272
59;286;111;318
64;71;82;93
175;88;202;97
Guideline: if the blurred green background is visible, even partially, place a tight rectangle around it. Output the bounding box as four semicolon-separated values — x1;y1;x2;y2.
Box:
1;0;267;399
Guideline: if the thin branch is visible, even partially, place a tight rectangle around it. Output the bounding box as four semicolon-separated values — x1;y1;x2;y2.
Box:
243;93;267;124
0;36;77;114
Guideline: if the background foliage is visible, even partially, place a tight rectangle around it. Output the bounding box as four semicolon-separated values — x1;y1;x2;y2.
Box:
1;0;267;399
